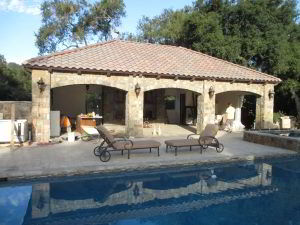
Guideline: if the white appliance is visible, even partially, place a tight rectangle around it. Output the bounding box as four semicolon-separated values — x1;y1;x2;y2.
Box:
50;111;61;137
0;119;28;143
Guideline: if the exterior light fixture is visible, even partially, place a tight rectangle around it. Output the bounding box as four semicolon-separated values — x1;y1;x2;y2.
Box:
208;86;215;98
86;84;90;91
37;78;46;92
135;83;141;96
269;89;275;99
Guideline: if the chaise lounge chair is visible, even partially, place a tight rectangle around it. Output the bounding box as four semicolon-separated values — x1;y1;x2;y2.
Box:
95;125;161;162
164;124;224;156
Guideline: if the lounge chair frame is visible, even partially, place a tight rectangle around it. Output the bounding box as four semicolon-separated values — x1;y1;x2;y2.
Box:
166;134;224;156
95;127;160;162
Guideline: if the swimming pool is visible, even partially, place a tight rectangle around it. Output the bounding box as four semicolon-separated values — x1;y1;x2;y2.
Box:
0;156;300;225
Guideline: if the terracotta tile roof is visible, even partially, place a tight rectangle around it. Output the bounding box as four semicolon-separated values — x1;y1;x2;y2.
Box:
23;40;281;83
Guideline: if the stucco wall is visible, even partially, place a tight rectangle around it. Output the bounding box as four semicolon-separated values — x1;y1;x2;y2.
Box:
51;84;126;124
51;85;102;118
165;89;180;124
215;91;255;115
144;89;195;123
216;93;240;115
164;89;195;124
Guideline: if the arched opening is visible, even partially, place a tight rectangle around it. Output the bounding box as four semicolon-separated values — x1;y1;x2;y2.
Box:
50;84;126;137
143;88;200;136
215;91;260;130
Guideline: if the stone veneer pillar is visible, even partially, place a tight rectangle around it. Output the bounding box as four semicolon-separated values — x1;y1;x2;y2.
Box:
31;183;50;218
255;96;262;129
32;70;51;142
255;84;274;129
125;90;144;137
197;81;215;133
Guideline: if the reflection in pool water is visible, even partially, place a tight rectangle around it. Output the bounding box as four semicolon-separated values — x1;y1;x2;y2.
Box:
0;157;300;225
0;186;31;225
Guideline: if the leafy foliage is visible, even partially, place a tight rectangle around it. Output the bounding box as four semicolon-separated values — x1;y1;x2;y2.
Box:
138;0;300;117
35;0;125;54
0;54;31;101
273;111;286;123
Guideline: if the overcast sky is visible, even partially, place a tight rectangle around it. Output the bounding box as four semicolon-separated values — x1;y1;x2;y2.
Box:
0;0;194;64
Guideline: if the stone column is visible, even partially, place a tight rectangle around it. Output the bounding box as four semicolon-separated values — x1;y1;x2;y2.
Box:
255;84;274;129
31;183;50;219
263;84;275;128
255;97;262;129
261;163;272;186
197;81;215;133
125;89;144;137
196;94;204;133
232;95;245;131
32;70;51;142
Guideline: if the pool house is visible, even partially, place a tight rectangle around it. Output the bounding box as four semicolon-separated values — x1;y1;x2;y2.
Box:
23;40;281;142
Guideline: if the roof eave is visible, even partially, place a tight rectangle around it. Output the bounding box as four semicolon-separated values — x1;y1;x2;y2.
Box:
23;64;281;85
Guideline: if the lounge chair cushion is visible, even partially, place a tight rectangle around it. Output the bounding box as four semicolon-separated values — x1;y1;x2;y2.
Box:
165;139;200;147
96;125;115;143
113;140;161;150
200;124;219;137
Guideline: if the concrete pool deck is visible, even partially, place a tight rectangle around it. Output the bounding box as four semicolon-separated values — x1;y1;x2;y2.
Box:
0;132;298;181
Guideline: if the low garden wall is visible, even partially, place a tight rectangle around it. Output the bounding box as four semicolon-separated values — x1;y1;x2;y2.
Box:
244;130;300;152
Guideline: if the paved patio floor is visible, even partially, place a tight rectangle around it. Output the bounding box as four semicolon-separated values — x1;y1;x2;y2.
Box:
0;132;297;180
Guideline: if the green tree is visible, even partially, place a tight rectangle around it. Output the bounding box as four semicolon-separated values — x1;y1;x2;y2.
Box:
137;0;300;119
0;54;31;101
137;9;188;45
35;0;125;55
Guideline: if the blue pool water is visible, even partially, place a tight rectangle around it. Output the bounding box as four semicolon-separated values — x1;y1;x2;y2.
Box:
1;157;300;225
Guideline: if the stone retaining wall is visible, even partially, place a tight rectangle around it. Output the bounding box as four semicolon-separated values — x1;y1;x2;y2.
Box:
243;130;300;152
0;101;32;123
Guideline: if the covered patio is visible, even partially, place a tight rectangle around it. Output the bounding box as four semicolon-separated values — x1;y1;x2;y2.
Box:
23;40;281;142
102;123;196;138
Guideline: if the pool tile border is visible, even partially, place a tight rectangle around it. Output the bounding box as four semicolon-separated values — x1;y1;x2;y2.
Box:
0;152;298;184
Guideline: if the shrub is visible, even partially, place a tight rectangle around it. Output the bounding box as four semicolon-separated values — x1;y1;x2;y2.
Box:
273;111;285;123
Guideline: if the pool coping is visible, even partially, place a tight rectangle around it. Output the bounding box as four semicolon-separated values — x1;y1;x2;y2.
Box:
0;152;298;184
